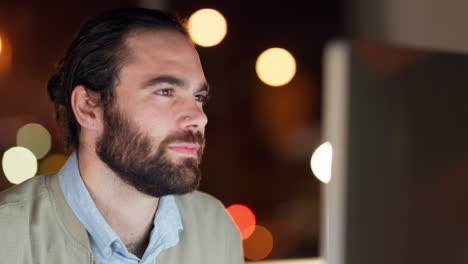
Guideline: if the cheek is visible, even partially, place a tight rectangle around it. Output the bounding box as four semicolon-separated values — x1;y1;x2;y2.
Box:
135;110;174;141
118;94;177;141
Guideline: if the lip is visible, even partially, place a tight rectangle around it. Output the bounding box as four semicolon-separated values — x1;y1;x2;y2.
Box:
167;143;199;156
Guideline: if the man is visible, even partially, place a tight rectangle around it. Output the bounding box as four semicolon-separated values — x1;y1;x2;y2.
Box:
0;8;243;264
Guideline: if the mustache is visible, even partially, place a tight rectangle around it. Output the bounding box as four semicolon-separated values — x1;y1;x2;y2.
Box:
160;130;205;147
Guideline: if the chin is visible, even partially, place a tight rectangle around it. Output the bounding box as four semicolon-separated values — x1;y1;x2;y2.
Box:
168;153;199;164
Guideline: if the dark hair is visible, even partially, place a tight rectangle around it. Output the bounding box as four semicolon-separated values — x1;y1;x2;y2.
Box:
47;8;188;149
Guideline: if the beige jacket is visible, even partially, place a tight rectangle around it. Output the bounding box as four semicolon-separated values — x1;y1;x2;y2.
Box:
0;174;244;263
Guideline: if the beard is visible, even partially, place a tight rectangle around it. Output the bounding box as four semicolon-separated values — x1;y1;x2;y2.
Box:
95;105;205;197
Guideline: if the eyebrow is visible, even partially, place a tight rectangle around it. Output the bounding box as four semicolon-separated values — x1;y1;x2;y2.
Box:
143;75;210;94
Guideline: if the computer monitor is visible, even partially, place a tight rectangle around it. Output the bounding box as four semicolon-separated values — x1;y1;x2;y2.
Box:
321;40;468;264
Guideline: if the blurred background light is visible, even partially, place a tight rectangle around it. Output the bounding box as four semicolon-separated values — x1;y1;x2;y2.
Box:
38;153;68;175
311;141;333;183
16;123;52;159
226;204;256;240
0;33;12;76
243;225;274;261
2;146;38;184
187;8;227;47
256;47;296;87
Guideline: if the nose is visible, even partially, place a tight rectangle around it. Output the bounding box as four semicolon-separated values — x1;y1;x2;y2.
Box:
178;103;208;132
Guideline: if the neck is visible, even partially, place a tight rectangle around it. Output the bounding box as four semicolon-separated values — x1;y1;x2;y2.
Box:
77;146;159;257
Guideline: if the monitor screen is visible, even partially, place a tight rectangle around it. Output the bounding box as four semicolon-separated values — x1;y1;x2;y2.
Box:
321;40;468;264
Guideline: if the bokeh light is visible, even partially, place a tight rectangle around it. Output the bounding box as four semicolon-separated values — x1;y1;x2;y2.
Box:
311;141;333;183
243;225;274;261
38;154;68;175
187;8;227;47
16;123;52;159
226;204;256;240
314;259;327;264
256;47;296;87
2;146;38;184
0;33;12;76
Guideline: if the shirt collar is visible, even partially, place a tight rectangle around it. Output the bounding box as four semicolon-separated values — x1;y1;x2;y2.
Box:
58;152;183;260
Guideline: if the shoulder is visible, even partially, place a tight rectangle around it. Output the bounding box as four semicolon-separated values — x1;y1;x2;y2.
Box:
0;174;92;261
174;191;229;219
0;175;50;210
167;191;244;263
0;175;54;225
175;190;225;209
174;191;238;231
0;175;54;245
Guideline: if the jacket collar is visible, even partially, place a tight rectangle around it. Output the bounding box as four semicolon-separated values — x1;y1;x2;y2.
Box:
46;173;92;253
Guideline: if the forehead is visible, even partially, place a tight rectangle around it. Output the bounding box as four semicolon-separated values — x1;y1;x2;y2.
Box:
121;30;205;81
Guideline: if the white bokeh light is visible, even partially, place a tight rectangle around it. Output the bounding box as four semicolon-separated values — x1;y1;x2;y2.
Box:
2;146;38;184
311;141;333;183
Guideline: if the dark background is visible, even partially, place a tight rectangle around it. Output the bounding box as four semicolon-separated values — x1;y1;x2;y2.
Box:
0;0;344;259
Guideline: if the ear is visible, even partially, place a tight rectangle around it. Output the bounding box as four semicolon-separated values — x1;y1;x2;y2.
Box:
71;85;102;131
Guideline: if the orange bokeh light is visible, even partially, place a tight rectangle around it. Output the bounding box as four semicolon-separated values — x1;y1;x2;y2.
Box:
243;225;274;261
0;33;12;76
226;204;256;240
38;154;68;175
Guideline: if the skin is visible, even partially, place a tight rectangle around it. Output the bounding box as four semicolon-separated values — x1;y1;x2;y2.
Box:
70;30;208;257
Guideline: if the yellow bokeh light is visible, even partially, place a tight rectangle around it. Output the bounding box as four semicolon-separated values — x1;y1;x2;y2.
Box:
187;8;227;47
16;123;52;159
39;154;68;175
2;147;38;184
256;47;296;87
311;141;333;183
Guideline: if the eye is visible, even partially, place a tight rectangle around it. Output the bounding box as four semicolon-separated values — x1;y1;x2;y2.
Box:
194;93;209;104
155;89;174;97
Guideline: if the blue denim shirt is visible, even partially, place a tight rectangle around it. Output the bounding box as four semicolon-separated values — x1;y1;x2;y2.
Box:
58;152;183;264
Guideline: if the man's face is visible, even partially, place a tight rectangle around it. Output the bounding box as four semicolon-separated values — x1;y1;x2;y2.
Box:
95;30;209;197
